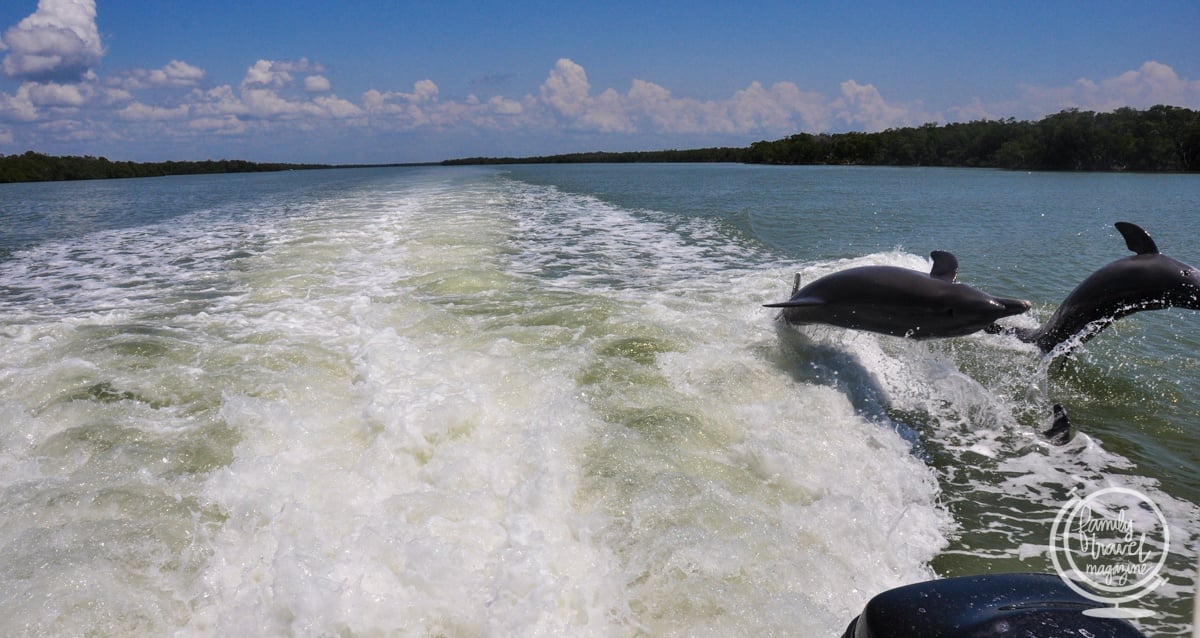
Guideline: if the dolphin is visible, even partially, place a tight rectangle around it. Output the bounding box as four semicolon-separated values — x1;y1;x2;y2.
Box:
1002;222;1200;352
765;251;1032;339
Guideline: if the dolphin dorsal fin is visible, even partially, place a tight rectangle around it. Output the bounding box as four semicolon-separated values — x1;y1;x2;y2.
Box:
1115;221;1159;255
929;251;958;282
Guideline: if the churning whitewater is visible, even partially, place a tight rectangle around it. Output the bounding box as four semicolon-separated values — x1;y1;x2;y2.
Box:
0;168;947;636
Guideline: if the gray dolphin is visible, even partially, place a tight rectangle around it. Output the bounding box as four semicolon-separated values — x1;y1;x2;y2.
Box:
765;251;1032;339
1004;222;1200;352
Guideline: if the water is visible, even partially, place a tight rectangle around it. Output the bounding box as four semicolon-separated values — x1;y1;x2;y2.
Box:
0;165;1196;636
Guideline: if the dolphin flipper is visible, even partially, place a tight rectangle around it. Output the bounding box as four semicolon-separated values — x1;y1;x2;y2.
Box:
1115;221;1159;255
929;251;958;282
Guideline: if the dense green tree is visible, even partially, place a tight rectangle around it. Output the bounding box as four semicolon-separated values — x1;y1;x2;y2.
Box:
4;106;1197;183
447;106;1197;172
0;152;333;183
738;106;1198;172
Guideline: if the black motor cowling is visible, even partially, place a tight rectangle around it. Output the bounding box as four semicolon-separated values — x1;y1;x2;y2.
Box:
842;573;1146;637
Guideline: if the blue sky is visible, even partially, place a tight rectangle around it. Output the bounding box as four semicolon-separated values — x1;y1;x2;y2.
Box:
1;1;1198;164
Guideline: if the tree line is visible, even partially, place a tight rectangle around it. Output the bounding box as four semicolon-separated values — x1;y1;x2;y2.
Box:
0;152;331;184
447;105;1200;172
441;147;745;165
3;105;1197;183
744;105;1199;171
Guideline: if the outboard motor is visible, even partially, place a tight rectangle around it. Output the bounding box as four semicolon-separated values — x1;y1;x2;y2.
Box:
842;573;1147;637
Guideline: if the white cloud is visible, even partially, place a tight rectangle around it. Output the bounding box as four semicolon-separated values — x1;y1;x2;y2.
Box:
241;58;324;89
530;63;840;137
120;60;206;90
577;87;632;132
945;97;1000;123
36;116;99;141
312;94;362;119
304;75;331;93
488;95;522;116
409;79;439;103
539;58;591;118
242;59;292;89
833;80;919;131
626;80;719;134
0;85;39;121
189;115;246;135
116;101;189;121
1017;61;1200;116
26;80;86;107
3;50;1198;160
728;81;797;132
759;81;833;132
0;0;104;82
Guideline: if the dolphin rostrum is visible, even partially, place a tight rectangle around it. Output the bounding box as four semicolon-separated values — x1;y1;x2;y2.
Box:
765;251;1031;339
1001;222;1200;353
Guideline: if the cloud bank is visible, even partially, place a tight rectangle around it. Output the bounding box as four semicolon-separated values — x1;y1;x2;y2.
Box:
1;1;1198;161
1;0;104;82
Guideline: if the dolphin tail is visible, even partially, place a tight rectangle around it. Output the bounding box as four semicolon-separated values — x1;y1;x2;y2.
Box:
1040;404;1072;445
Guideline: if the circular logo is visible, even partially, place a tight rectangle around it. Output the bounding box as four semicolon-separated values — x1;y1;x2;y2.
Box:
1049;486;1170;617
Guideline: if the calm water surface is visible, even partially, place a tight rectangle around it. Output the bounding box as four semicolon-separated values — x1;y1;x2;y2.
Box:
1;165;1197;635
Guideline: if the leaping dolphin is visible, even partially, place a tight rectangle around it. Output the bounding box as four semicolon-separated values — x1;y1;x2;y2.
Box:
765;251;1032;339
1001;222;1200;353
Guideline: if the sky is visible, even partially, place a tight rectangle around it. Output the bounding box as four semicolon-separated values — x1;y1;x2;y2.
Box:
0;1;1198;164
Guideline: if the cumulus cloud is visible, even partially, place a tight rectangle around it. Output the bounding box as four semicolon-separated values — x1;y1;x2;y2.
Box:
531;59;879;137
241;58;324;89
189;115;246;135
25;79;86;107
0;88;40;121
1018;61;1200;116
242;59;292;89
833;80;920;131
304;75;331;93
1;0;104;82
116;101;189;121
345;57;929;141
3;48;1198;160
119;60;206;90
540;58;592;118
488;95;523;116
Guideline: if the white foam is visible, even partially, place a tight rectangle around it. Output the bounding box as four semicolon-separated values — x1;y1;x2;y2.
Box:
169;174;950;635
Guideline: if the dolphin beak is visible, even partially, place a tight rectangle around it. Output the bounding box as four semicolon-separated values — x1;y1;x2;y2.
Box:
997;298;1032;318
